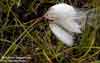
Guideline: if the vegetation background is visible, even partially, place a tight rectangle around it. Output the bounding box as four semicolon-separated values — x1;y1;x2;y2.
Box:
0;0;100;63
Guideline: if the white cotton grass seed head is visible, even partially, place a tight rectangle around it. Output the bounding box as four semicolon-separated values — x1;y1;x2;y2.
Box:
44;3;85;46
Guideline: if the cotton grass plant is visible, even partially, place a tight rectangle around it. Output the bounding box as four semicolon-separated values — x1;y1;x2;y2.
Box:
0;0;100;63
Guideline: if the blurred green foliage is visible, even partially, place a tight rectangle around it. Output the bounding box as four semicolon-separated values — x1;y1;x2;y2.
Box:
0;0;100;63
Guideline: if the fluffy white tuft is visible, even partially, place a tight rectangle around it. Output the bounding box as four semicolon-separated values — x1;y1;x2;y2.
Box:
44;3;83;46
